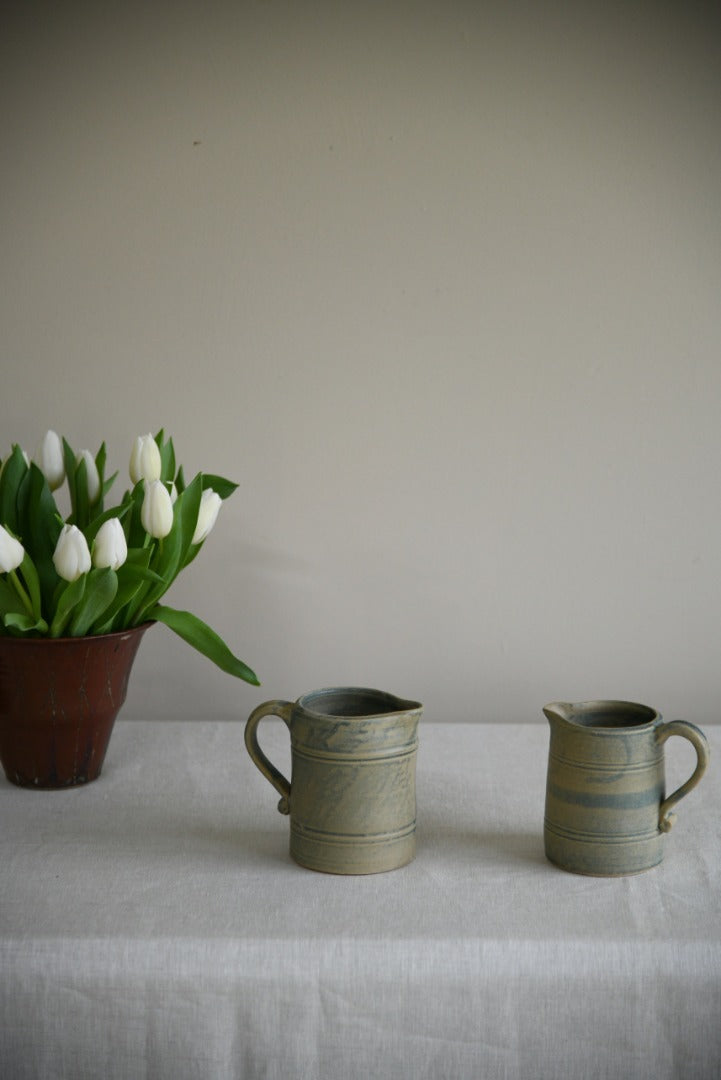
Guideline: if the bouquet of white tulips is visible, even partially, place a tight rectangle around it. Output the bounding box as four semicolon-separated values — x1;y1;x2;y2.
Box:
0;429;259;685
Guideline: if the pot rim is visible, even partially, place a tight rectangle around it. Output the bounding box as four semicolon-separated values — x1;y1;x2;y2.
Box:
0;621;154;646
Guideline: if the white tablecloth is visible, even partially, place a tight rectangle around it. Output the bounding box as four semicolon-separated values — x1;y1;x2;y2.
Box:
1;721;719;1080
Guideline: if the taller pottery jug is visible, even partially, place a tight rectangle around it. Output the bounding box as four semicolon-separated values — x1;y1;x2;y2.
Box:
543;700;709;875
245;686;422;874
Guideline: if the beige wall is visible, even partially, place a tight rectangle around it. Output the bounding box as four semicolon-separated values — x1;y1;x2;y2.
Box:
2;2;720;724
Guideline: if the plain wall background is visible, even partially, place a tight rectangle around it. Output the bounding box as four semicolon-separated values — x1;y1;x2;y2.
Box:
1;1;720;725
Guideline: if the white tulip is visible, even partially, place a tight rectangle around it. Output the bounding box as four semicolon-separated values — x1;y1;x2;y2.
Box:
53;524;91;582
0;525;25;574
141;480;174;539
76;450;101;504
92;518;128;570
34;430;65;491
192;488;222;544
129;434;161;485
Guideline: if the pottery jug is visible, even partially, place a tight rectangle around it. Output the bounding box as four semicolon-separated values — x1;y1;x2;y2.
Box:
244;686;422;874
543;700;709;875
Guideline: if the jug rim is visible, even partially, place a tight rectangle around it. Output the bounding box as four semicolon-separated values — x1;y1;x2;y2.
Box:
297;685;423;719
543;699;659;731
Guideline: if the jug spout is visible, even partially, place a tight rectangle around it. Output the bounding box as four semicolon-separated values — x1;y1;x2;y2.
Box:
543;701;573;726
394;696;423;715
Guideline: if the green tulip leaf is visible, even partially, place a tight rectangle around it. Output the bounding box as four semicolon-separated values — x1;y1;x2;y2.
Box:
69;568;118;637
123;545;156;570
91;549;160;633
15;464;33;533
153;518;182;584
176;475;203;552
18;551;43;620
4;611;49;635
0;446;29;535
24;464;62;610
150;603;260;685
49;575;87;638
111;545;165;627
92;576;146;634
200;474;238;500
95;442;107;482
74;456;90;530
181;542;202;571
125;481;149;549
159;436;176;484
0;577;21;616
62;438;78;517
123;563;165;586
100;470;118;502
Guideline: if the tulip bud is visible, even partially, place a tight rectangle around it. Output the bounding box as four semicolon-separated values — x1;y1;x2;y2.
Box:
53;524;92;582
34;430;65;491
192;488;222;544
141;480;174;539
92;518;128;571
76;450;101;504
129;434;162;485
0;525;25;574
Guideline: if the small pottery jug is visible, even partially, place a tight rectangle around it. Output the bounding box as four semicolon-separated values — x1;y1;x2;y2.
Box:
543;700;709;875
245;686;422;874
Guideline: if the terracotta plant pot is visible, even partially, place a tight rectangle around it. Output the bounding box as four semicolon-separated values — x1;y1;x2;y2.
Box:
0;623;150;789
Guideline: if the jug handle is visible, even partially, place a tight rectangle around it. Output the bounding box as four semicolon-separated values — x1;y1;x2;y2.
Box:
244;700;293;815
656;720;710;832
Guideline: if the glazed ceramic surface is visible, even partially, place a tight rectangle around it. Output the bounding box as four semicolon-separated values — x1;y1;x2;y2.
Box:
245;686;422;875
0;624;149;788
543;700;709;876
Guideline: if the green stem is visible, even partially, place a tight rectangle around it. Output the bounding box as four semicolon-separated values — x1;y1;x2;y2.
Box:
9;570;33;617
